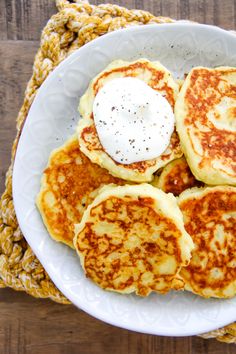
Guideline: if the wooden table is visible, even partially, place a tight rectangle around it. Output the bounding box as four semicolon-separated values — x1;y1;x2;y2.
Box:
0;1;235;353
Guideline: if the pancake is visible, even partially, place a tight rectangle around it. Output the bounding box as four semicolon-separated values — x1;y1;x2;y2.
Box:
36;135;126;248
74;184;194;296
175;66;236;185
178;186;236;298
78;59;182;183
153;157;203;196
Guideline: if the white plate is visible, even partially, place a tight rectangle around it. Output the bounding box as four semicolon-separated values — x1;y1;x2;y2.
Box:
13;23;236;336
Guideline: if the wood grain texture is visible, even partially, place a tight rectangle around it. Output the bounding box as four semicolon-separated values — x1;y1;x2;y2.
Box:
0;41;39;195
0;1;235;353
2;0;56;40
0;289;235;354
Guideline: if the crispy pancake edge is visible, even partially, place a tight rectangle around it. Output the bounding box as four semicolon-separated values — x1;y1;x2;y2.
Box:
36;136;77;248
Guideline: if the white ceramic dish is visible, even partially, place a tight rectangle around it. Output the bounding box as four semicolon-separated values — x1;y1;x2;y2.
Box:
13;23;236;336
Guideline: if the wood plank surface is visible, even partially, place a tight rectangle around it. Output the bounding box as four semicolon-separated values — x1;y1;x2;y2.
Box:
0;1;235;353
0;40;39;194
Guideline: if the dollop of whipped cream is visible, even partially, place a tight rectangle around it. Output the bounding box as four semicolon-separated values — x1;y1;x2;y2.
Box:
93;77;175;164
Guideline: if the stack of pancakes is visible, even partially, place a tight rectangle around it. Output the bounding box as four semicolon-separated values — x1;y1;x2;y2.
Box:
37;59;236;299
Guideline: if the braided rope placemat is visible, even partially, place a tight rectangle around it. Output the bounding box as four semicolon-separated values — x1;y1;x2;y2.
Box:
0;0;235;343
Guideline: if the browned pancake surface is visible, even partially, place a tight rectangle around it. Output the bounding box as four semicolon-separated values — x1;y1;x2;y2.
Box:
176;67;236;185
74;184;194;296
156;157;203;196
37;136;125;247
179;186;236;298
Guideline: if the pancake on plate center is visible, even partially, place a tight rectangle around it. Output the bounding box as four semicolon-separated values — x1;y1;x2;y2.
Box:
36;135;126;248
175;66;236;185
74;184;194;296
78;59;182;183
178;186;236;298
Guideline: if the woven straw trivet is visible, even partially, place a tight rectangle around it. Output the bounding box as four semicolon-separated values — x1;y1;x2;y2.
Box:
0;0;235;343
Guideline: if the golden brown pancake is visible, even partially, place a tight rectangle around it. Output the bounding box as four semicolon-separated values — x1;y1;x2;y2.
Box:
153;157;203;196
74;184;194;296
175;66;236;185
78;59;182;182
36;135;126;248
178;186;236;298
